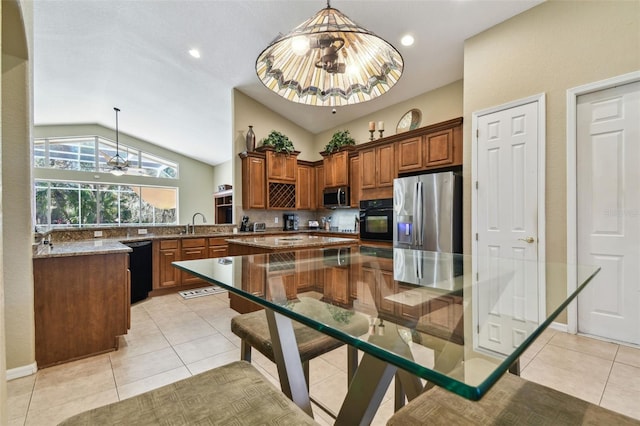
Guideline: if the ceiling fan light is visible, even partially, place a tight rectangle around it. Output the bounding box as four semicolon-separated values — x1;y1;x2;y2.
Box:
110;167;126;177
256;2;403;106
108;107;130;175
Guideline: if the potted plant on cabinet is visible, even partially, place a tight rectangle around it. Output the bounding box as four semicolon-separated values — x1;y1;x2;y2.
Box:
324;130;356;153
259;130;295;154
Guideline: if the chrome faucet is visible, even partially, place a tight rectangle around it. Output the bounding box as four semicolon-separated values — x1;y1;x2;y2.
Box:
190;212;207;234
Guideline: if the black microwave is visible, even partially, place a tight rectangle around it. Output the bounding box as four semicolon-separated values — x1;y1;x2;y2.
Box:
323;187;350;209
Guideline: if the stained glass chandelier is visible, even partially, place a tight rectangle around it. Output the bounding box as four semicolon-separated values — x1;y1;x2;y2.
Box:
255;1;404;106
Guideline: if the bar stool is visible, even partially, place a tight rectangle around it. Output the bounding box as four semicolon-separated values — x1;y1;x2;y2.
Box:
231;308;364;388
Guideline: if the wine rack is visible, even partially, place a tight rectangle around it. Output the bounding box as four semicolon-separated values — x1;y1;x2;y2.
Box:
268;182;296;209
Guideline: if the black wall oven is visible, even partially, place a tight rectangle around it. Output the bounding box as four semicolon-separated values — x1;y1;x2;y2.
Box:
359;199;393;242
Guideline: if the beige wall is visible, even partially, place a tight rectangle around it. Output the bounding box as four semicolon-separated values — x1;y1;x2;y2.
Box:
34;124;218;224
313;80;463;155
1;0;32;420
463;0;640;321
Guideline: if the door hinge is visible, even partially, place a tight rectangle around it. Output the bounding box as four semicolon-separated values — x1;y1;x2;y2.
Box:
476;272;479;281
476;128;479;139
475;181;478;190
475;233;478;241
477;324;480;334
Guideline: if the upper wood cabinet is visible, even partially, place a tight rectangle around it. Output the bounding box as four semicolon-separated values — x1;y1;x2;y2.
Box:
349;155;360;208
396;136;423;173
360;142;395;200
323;150;350;188
240;153;266;209
266;150;297;182
396;120;462;173
296;163;315;210
315;164;325;208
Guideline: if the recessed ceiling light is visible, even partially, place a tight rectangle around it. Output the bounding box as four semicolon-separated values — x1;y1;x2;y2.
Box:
401;35;415;47
189;49;201;59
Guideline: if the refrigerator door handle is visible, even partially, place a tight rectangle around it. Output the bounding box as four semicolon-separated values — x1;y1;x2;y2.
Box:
416;181;424;247
412;182;419;247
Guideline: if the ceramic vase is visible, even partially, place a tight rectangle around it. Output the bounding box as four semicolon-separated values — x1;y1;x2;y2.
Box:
246;125;256;152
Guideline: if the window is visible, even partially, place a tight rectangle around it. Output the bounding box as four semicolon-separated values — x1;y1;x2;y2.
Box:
34;136;179;178
35;180;178;227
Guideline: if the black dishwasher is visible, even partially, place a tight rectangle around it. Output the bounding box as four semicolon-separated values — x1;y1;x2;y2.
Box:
125;240;153;304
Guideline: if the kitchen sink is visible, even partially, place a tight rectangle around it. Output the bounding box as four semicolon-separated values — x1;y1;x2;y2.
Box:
278;237;303;241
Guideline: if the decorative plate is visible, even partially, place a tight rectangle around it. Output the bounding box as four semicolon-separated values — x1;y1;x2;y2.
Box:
396;109;422;133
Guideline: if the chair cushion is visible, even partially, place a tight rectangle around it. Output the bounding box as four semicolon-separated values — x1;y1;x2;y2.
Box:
231;300;369;363
387;372;640;425
58;361;318;425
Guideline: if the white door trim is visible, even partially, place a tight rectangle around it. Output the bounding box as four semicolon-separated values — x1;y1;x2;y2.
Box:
566;70;640;334
471;93;547;324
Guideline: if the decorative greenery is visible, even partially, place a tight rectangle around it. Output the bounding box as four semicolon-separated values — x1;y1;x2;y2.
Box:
324;130;355;153
260;130;295;154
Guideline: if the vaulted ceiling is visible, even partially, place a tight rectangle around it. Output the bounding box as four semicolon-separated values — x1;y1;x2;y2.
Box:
33;0;542;166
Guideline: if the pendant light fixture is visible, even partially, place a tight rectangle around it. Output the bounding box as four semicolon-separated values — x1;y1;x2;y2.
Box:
108;107;129;176
255;1;403;106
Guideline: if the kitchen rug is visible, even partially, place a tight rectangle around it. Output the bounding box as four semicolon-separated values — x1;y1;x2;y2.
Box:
179;286;226;299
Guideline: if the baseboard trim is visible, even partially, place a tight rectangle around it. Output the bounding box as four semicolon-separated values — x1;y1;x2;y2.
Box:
7;362;37;381
549;322;568;333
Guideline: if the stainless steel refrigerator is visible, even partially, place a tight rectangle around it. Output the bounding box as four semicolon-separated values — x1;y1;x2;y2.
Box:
393;171;462;253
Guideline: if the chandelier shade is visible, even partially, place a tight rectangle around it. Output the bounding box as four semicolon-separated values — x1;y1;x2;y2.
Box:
256;3;403;106
108;107;129;176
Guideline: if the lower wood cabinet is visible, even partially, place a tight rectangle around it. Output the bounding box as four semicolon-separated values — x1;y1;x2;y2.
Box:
154;239;181;289
152;237;229;291
34;252;130;368
181;238;207;285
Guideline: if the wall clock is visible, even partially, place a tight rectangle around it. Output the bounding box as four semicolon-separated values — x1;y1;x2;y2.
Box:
396;109;422;133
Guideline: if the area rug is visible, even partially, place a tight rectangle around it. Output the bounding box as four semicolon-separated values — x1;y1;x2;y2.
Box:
179;286;226;299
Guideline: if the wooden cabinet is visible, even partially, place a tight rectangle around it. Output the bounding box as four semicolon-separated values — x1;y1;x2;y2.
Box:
396;136;423;173
295;249;315;290
396;121;462;173
181;238;207;285
296;163;315;210
34;252;129;368
323;150;350;188
266;150;297;182
240;153;266;209
214;189;233;224
315;164;325;208
360;142;395;200
154;239;181;289
208;237;228;258
324;266;350;304
349;155;360;208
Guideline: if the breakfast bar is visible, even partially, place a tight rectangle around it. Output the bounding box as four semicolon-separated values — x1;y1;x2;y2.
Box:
174;246;600;424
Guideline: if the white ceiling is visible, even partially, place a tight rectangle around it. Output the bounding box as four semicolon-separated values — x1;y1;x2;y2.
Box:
33;0;542;166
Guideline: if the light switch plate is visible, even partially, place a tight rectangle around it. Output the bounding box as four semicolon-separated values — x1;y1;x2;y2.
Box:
274;217;279;223
94;230;103;238
138;229;147;235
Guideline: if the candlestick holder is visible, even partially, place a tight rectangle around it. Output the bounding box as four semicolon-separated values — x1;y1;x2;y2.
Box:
378;130;384;139
369;130;375;141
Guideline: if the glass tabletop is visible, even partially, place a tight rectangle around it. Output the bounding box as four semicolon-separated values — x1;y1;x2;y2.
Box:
173;245;599;400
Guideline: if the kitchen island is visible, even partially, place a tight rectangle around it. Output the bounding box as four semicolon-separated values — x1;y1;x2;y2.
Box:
226;233;357;255
226;233;358;312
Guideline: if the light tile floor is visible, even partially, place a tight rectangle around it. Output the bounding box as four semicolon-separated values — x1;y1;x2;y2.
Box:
8;291;640;425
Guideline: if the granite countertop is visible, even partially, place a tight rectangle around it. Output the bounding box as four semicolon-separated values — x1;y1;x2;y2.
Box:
33;240;133;259
32;229;360;258
225;233;358;249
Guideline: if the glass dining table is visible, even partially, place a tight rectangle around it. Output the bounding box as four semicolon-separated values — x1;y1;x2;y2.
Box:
173;245;599;425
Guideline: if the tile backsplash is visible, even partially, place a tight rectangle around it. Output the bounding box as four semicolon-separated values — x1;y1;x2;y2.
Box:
239;208;359;232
